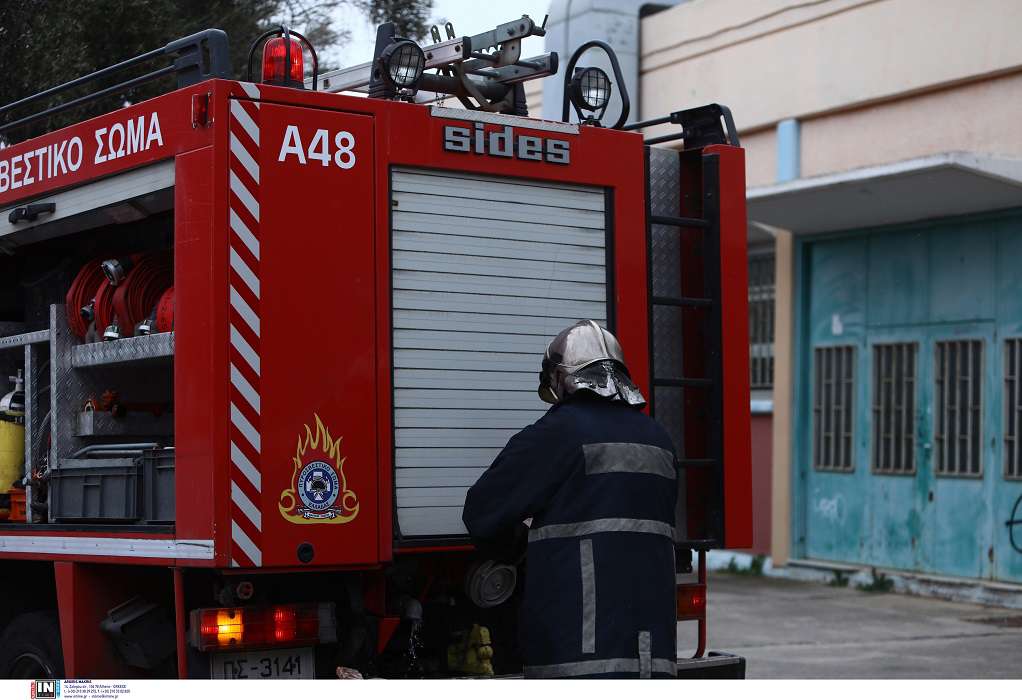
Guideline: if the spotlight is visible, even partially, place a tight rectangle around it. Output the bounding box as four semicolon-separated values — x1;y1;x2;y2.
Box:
381;40;425;90
573;67;611;110
569;66;612;125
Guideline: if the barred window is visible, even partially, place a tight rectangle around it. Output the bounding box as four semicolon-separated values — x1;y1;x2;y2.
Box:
935;340;983;477
813;346;855;472
749;252;775;389
872;343;917;475
1005;339;1022;480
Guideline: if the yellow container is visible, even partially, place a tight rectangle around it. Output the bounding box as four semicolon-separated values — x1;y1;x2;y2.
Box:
0;419;25;491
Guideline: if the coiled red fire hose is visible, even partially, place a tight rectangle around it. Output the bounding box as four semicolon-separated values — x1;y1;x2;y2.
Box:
155;286;175;332
65;258;107;339
112;252;173;335
94;278;118;335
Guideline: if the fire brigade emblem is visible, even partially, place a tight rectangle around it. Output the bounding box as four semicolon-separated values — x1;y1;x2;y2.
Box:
298;462;338;512
278;414;359;524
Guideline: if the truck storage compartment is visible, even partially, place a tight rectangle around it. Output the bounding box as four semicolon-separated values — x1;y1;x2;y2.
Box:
390;167;610;540
14;207;177;523
47;310;174;525
0;195;176;527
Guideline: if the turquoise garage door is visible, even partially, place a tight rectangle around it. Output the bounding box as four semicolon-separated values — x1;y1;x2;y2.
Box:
796;210;1022;583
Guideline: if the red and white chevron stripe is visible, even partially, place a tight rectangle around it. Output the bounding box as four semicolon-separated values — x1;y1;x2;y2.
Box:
228;83;263;567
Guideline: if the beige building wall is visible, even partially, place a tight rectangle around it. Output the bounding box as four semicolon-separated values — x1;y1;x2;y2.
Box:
739;129;776;189
636;0;1022;564
640;0;1022;185
801;70;1022;177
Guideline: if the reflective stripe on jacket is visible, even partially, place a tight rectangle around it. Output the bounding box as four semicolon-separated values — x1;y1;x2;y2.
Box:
463;394;679;678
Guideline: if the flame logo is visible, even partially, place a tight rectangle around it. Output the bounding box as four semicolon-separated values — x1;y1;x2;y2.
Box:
278;414;359;525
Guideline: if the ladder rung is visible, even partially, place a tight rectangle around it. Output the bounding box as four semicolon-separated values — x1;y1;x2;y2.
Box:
652;296;712;308
651;214;708;229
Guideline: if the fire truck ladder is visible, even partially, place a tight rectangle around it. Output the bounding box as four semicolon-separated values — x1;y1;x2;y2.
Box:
313;15;557;112
631;104;741;661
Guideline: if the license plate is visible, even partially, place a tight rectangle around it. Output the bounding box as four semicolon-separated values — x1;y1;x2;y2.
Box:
212;647;315;679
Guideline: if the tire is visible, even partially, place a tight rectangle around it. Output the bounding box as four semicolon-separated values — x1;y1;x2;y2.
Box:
0;611;65;679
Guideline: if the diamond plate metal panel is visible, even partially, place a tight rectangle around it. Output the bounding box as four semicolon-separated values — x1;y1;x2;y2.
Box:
71;332;175;368
653;385;685;456
653;305;684;380
649;148;683;299
24;340;50;522
51;303;81;522
648;147;681;218
651;224;681;298
653;383;689;544
0;330;47;350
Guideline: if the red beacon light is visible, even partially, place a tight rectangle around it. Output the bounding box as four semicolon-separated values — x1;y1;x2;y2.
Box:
247;26;319;90
263;36;304;87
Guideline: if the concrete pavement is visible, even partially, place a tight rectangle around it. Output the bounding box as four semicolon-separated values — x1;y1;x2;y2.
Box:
678;572;1022;678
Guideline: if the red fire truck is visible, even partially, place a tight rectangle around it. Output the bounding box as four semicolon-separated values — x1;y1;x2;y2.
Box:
0;16;752;679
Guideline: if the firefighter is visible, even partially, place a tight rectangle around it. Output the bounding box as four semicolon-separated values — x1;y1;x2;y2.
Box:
463;320;679;679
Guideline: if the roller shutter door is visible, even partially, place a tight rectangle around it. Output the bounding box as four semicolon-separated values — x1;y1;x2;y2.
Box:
391;167;609;538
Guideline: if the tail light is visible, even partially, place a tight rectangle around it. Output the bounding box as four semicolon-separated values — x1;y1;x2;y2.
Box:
189;602;336;651
676;583;706;621
262;36;304;88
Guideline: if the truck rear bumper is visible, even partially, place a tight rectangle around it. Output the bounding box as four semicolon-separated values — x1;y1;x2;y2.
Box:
676;652;746;679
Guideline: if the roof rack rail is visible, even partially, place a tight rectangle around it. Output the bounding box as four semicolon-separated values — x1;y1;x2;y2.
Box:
0;29;231;136
624;103;740;149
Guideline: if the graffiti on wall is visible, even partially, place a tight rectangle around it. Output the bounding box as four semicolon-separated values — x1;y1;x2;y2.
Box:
813;491;847;526
1009;495;1022;555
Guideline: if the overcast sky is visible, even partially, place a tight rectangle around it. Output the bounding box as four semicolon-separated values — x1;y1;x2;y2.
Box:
329;0;553;68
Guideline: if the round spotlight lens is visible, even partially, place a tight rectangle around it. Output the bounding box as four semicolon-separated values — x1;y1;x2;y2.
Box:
577;67;611;110
384;40;425;89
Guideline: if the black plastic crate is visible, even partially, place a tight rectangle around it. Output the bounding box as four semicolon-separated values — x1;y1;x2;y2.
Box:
51;459;140;522
141;447;175;524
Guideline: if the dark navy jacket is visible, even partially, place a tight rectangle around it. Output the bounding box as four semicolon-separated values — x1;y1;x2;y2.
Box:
463;394;679;678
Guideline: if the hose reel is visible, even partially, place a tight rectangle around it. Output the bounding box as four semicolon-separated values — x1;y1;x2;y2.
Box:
464;560;517;608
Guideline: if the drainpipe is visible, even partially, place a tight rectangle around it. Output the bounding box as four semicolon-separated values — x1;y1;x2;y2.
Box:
776;118;801;182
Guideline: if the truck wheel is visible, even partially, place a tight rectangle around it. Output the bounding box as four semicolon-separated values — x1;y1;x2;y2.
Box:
0;611;65;678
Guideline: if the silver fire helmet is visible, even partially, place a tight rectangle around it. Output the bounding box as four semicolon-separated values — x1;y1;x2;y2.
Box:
538;320;646;407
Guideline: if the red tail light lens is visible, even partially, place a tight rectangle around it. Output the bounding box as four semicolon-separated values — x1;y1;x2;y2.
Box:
262;37;304;87
273;606;297;642
676;583;706;621
189;602;335;651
